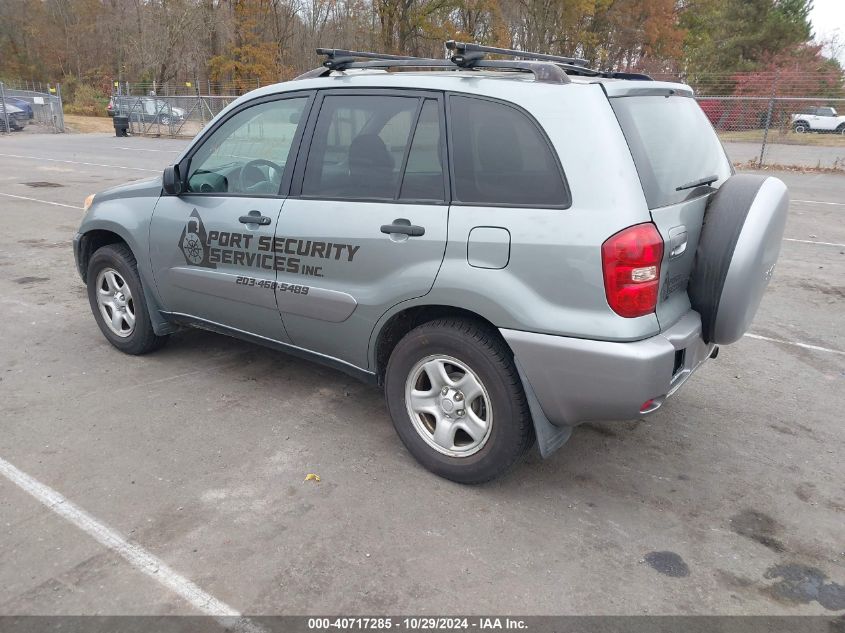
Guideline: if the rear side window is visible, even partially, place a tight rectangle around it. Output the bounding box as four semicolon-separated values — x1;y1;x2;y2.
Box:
449;95;569;207
302;95;445;201
611;95;732;209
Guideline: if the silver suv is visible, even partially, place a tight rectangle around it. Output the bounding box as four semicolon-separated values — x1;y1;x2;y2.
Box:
73;43;789;483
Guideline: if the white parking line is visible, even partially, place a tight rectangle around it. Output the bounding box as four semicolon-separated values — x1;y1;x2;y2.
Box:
0;153;159;172
114;146;182;153
792;199;845;207
745;333;845;356
0;192;84;210
783;237;845;248
0;455;259;631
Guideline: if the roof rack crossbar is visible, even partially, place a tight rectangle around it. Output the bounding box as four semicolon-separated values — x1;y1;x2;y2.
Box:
307;51;572;84
316;48;432;71
446;40;589;68
316;48;421;62
445;40;653;81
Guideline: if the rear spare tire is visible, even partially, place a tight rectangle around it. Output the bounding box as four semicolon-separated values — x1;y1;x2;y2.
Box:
688;174;788;345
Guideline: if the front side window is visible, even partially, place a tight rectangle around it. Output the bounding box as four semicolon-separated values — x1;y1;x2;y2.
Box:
187;96;308;195
449;95;569;207
302;95;444;201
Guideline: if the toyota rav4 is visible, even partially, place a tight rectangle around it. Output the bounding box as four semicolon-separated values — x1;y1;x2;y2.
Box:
73;43;789;483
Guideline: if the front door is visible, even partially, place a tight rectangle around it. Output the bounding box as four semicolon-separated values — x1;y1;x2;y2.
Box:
150;93;311;341
275;91;449;367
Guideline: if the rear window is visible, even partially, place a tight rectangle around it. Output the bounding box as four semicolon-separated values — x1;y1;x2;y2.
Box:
611;95;732;209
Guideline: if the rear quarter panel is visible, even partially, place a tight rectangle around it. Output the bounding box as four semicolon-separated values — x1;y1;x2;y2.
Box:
430;82;658;342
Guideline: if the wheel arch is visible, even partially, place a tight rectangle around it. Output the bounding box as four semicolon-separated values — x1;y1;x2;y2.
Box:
77;229;131;284
371;303;505;386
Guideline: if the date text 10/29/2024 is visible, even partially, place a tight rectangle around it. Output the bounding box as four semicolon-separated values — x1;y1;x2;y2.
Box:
307;618;528;631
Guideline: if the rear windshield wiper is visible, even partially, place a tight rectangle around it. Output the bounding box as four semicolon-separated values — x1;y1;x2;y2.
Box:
676;174;719;191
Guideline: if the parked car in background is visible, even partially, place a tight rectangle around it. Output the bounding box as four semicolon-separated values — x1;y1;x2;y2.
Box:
4;97;34;119
0;103;28;131
109;96;186;125
791;106;845;134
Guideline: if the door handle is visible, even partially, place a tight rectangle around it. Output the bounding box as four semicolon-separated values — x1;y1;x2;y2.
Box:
380;218;425;237
239;211;271;226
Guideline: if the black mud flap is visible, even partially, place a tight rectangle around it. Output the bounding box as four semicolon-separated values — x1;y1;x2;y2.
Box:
515;359;572;458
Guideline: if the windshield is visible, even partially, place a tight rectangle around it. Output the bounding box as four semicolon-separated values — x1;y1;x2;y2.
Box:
611;95;732;209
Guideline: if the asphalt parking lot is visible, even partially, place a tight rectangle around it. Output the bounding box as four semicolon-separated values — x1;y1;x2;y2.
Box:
0;131;843;616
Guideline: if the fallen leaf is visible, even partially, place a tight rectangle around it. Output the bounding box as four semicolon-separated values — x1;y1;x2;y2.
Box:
304;473;321;482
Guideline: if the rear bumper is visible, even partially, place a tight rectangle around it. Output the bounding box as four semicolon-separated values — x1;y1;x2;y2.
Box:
502;311;714;428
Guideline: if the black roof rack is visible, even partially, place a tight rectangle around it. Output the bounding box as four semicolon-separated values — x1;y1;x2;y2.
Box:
294;42;652;83
315;48;423;71
445;40;589;68
446;41;653;80
300;47;571;83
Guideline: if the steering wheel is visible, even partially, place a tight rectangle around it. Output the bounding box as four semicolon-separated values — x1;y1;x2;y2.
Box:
239;159;284;194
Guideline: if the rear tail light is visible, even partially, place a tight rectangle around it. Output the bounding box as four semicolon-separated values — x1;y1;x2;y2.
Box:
602;223;664;318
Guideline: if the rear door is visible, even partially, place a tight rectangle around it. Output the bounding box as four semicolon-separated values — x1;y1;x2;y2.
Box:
273;89;449;368
610;93;732;329
150;93;312;341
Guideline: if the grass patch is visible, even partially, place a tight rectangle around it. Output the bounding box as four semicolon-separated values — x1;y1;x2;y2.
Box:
719;129;845;146
64;115;117;134
734;159;845;173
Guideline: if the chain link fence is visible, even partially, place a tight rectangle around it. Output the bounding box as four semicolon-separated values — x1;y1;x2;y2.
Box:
654;70;845;170
111;93;239;138
0;81;65;134
110;80;256;138
696;96;845;170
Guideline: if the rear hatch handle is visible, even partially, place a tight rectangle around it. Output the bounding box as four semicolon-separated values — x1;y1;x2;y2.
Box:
668;226;688;259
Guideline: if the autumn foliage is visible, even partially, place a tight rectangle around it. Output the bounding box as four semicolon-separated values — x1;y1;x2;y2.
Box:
0;0;839;101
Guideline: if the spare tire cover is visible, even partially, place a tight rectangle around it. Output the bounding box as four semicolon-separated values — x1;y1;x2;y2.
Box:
689;174;789;345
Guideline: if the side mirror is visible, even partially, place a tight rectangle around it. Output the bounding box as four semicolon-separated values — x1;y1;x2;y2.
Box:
162;165;182;195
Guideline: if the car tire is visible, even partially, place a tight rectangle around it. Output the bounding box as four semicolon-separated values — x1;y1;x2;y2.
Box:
793;121;808;133
384;318;535;484
86;243;168;355
837;123;845;135
688;174;788;345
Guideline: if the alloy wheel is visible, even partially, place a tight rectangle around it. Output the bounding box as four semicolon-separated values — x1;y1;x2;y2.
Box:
95;268;135;337
404;355;493;457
